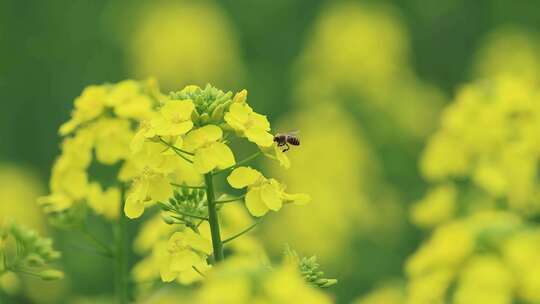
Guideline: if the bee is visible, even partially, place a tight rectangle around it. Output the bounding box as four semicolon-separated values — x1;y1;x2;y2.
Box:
273;131;300;152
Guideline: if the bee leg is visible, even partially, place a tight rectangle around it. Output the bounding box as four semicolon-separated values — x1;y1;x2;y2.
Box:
282;143;290;152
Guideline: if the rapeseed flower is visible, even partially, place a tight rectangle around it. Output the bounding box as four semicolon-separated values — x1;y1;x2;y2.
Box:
227;166;310;216
224;102;274;147
183;125;235;174
124;168;173;219
159;230;211;283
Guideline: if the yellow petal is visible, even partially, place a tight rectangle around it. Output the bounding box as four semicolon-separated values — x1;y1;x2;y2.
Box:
194;147;217;174
160;260;178;282
170;250;200;272
245;188;268;217
148;175;173;202
161;100;194;121
199;125;223;142
227;167;262;189
211;142;235;169
260;182;282;211
124;195;145;219
245;128;274;147
169;121;193;136
184;230;213;254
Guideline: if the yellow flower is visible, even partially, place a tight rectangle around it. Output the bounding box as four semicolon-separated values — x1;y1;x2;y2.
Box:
453;255;513;304
133;215;176;254
150;99;194;137
106;80;153;120
159;230;211;283
411;184;456;229
124;168;173;219
59;85;108;135
224;102;273;147
183;125;235;174
227;167;310;216
87;183;120;220
92;118;133;164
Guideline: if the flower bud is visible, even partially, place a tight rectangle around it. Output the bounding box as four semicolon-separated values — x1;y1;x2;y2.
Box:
38;269;64;281
26;254;45;267
233;89;247;103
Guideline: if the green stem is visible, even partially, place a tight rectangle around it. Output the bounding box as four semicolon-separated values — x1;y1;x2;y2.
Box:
114;199;129;304
223;219;262;244
80;227;114;258
204;173;224;263
170;183;206;190
214;195;245;205
159;137;195;156
213;151;262;175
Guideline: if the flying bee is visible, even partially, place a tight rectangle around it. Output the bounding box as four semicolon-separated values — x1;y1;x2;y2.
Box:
273;131;300;152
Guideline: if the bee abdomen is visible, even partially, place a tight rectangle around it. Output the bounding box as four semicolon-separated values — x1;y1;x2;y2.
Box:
287;137;300;146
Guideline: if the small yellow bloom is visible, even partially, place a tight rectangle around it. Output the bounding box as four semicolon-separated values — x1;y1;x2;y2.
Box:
106;80;153;120
151;99;195;137
124;168;173;219
59;85;108;135
87;183;120;220
159;230;212;283
92;118;133;164
227;167;310;216
183;125;235;174
224;103;273;147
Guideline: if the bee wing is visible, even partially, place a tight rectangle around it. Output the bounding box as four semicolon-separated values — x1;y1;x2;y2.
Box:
287;130;300;135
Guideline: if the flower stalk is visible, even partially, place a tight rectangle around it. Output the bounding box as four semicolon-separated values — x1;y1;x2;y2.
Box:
204;173;224;263
114;199;129;304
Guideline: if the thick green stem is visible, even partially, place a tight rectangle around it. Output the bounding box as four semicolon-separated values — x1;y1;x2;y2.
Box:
114;202;129;304
204;173;224;263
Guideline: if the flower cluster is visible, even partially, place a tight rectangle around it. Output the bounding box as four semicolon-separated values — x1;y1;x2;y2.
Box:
120;83;317;292
124;84;304;220
41;80;333;302
406;211;540;303
402;33;540;304
421;77;540;215
39;79;161;222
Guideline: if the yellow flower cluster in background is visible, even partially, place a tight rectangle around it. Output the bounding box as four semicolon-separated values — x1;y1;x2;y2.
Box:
405;211;540;304
405;28;540;304
39;79;161;221
129;1;244;90
421;76;540;215
295;2;445;140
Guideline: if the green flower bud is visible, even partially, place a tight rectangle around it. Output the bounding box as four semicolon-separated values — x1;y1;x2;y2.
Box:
199;113;210;124
38;269;64;281
26;254;45;267
210;103;226;122
162;214;177;225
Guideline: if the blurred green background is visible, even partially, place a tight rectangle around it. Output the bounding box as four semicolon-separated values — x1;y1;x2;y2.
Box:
2;0;540;303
